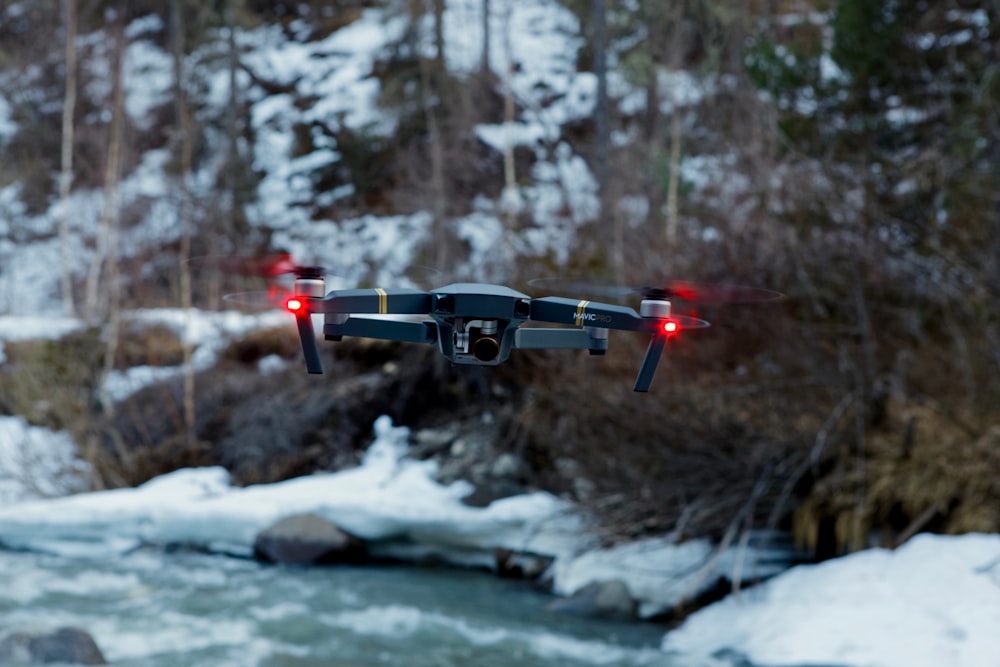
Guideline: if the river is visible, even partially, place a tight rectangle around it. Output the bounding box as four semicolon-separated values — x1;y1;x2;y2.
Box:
1;547;706;667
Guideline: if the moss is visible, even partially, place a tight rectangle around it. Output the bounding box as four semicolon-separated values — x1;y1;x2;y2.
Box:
0;327;104;433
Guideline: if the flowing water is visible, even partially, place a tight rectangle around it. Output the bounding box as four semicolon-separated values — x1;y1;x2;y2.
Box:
0;548;708;667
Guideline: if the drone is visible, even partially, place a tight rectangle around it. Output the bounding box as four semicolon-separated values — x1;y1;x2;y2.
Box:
222;256;781;392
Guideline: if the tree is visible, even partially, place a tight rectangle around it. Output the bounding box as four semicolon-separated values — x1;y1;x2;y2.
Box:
83;11;126;325
171;0;197;444
58;0;79;318
739;0;1000;551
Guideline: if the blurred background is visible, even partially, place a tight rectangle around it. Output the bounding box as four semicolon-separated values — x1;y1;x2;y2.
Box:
0;0;997;559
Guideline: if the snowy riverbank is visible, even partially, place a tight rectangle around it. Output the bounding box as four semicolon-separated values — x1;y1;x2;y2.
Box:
0;415;785;617
2;414;999;667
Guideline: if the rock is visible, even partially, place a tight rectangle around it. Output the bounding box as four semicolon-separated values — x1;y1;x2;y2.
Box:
490;453;522;479
0;626;107;665
253;513;367;565
410;425;459;459
495;548;554;580
548;580;638;621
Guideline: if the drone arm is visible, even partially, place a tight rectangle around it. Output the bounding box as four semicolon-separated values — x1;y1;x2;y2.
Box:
529;297;710;333
529;297;650;332
324;317;437;344
308;288;434;316
514;327;596;350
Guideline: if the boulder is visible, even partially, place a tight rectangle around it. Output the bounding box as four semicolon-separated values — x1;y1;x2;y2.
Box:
0;626;107;665
548;579;638;621
253;513;367;565
495;547;554;580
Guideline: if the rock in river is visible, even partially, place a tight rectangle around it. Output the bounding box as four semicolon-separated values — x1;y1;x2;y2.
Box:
254;512;367;565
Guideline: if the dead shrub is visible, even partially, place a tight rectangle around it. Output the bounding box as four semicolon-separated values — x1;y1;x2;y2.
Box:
219;325;301;365
115;321;186;368
0;328;104;435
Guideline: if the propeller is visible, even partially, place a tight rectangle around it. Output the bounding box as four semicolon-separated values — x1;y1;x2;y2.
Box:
221;288;297;309
187;254;330;280
529;278;783;303
186;254;347;310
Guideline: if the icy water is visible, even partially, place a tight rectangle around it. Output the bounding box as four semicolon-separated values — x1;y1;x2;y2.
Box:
0;548;705;667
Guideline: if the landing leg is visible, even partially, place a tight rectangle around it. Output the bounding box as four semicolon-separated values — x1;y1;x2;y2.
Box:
633;335;667;392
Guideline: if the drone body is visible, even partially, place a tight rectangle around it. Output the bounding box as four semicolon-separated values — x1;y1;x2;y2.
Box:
283;274;711;392
208;254;780;392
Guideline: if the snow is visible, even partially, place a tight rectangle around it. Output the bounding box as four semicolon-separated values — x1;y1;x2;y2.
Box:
0;307;288;401
662;533;1000;667
99;308;287;402
553;535;791;619
123;24;173;129
0;416;92;504
0;416;587;568
0;415;997;667
0;0;611;311
0;93;16;143
0;313;84;364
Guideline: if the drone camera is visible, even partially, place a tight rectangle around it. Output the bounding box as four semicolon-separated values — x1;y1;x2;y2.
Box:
472;335;501;362
452;319;502;362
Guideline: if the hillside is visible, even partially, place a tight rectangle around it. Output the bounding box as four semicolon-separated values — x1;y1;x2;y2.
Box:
0;0;998;557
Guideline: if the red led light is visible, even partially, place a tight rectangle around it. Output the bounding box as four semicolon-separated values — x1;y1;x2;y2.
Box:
663;319;679;334
285;297;305;313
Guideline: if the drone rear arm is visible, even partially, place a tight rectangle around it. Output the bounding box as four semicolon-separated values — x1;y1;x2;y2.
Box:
513;327;608;354
308;288;434;315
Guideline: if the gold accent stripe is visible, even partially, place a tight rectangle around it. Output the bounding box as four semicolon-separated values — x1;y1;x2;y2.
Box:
374;288;387;314
576;299;590;327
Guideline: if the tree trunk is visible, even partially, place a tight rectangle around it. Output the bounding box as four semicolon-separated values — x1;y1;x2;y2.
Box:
58;0;78;318
664;106;682;244
480;0;490;74
499;1;520;227
422;0;449;269
591;0;609;199
432;0;446;73
84;14;125;324
171;0;197;444
92;16;126;412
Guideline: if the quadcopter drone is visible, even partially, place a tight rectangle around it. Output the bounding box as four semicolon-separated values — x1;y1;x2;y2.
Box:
222;256;781;392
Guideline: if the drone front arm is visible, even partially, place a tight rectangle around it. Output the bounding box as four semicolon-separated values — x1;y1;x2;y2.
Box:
529;297;710;334
324;316;437;344
307;288;434;316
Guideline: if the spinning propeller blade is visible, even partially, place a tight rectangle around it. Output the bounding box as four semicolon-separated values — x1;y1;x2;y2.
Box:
222;288;294;309
529;278;783;303
187;254;336;281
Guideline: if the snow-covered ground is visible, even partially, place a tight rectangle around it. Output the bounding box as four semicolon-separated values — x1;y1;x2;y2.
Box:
662;533;1000;667
0;415;92;504
1;392;998;667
